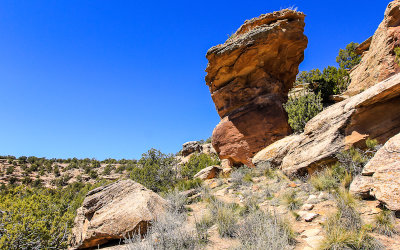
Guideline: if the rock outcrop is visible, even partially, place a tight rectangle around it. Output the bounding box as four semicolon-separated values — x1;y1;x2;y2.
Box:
350;132;400;211
193;165;222;180
205;9;308;166
253;73;400;177
347;0;400;96
70;180;168;249
182;141;202;157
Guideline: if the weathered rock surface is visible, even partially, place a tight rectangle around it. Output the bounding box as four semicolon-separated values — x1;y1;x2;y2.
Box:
70;180;168;249
194;165;222;180
253;73;400;177
350;132;400;211
206;9;308;167
182;141;202;156
347;0;400;96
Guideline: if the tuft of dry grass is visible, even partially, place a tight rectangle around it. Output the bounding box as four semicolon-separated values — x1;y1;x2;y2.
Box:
280;190;302;210
374;209;397;237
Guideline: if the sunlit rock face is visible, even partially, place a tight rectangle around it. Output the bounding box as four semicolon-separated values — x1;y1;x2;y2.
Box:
205;9;308;166
347;0;400;96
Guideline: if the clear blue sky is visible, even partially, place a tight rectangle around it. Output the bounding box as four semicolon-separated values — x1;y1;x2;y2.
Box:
0;0;389;160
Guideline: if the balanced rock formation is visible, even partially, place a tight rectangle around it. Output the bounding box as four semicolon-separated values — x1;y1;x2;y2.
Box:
253;73;400;177
70;180;168;249
205;9;308;166
347;0;400;96
350;132;400;211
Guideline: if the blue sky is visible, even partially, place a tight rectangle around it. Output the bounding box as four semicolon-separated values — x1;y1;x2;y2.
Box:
0;0;389;160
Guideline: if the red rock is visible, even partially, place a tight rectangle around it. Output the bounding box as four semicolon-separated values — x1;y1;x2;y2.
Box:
347;0;400;96
205;9;308;166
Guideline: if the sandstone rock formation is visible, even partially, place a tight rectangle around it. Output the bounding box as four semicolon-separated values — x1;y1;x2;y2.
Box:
193;165;222;180
205;9;308;167
350;132;400;211
253;73;400;177
70;180;168;249
182;141;202;157
347;0;400;96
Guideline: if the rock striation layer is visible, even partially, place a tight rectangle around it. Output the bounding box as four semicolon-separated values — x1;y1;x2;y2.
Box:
253;73;400;177
70;180;168;249
205;9;308;166
350;132;400;211
347;0;400;96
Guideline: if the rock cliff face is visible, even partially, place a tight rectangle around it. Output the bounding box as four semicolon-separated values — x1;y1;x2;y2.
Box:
205;9;308;166
70;180;168;249
350;132;400;211
253;73;400;177
347;0;400;96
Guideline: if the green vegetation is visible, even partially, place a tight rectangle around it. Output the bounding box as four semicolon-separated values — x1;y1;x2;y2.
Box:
209;200;238;238
373;209;397;237
310;138;379;191
336;42;361;70
180;153;220;179
293;42;360;110
319;189;382;250
130;148;177;193
0;182;109;249
283;91;323;133
237;210;295;249
280;190;302;210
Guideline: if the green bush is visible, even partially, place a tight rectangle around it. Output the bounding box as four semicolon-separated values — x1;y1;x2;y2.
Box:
130;148;177;192
0;183;102;249
181;153;220;179
284;91;323;133
336;42;361;70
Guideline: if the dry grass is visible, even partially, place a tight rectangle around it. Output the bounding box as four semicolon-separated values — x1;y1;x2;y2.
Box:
236;210;295;250
374;209;397;237
280;190;302;210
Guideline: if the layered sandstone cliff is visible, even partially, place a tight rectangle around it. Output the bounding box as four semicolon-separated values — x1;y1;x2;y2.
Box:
347;0;400;96
205;9;308;166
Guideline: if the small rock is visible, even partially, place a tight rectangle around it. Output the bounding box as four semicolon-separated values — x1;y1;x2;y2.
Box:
288;182;297;188
301;228;321;238
318;192;330;200
306;195;320;204
304;235;324;249
303;213;319;222
301;204;314;211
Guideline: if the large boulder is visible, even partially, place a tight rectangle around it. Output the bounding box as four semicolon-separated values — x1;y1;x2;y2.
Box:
346;0;400;96
253;73;400;177
350;133;400;211
205;9;308;166
70;180;168;249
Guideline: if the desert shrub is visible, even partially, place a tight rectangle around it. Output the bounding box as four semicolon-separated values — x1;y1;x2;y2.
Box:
280;190;302;210
6;166;14;175
237;210;295;249
320;189;383;250
336;138;379;177
164;189;188;214
374;209;397;237
212;201;238;238
126;210;198;250
283;91;323;133
309;164;347;191
231;166;253;188
195;212;214;244
130;148;177;193
89;170;98;179
102;164;113;175
175;178;202;191
181;153;220;179
336;42;361;70
0;184;98;249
